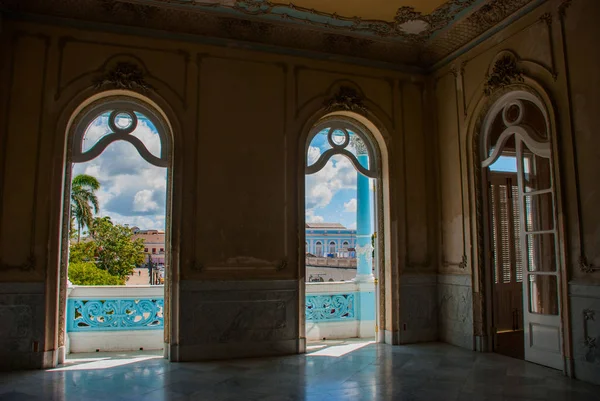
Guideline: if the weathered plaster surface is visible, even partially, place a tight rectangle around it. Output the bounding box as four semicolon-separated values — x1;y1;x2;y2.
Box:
399;275;437;343
437;274;473;350
177;280;298;360
0;283;46;370
569;282;600;385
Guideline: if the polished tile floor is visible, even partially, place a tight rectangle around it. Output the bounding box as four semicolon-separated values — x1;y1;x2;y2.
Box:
0;340;598;401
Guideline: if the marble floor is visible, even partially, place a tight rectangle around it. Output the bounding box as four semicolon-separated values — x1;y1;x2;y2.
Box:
0;340;598;401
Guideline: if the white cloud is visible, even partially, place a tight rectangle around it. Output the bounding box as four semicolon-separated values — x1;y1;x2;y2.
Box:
348;222;357;230
343;198;357;213
305;209;324;223
133;190;159;212
99;211;165;231
305;155;357;211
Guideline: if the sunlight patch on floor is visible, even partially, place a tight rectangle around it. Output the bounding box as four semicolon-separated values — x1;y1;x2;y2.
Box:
49;350;163;371
307;339;375;357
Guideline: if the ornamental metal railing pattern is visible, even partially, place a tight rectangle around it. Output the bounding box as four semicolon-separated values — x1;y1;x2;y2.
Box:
67;298;164;332
305;294;355;322
66;292;356;332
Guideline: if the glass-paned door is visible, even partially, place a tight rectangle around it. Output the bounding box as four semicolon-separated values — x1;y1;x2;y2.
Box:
516;139;562;370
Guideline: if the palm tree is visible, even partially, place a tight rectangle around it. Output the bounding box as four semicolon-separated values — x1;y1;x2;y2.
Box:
71;174;100;242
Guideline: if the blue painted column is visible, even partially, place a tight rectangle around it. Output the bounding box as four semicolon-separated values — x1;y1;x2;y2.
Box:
355;152;374;282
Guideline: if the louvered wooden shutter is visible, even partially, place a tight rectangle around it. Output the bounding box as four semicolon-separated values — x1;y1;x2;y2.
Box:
489;174;523;284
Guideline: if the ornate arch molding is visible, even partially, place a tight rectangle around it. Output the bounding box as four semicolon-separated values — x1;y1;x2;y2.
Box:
69;97;171;168
468;76;562;339
298;91;397;344
53;91;176;359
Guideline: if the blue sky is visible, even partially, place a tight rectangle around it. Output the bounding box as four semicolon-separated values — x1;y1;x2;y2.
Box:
489;155;517;172
72;113;167;230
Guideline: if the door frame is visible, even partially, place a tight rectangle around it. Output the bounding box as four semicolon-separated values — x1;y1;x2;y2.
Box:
467;82;571;372
295;92;398;349
47;89;181;365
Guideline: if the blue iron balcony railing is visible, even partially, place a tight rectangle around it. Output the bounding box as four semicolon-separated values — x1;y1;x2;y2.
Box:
66;285;368;333
67;298;164;332
305;293;356;322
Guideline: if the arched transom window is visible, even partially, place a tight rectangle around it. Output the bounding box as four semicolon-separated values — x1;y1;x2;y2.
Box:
306;118;379;178
71;98;170;168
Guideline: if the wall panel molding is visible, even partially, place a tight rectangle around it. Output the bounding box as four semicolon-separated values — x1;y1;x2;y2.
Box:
192;55;287;277
557;0;599;274
437;69;467;271
0;32;50;273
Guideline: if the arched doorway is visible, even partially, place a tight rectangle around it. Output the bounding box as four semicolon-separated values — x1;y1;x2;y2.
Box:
478;90;564;369
57;94;173;361
303;114;383;342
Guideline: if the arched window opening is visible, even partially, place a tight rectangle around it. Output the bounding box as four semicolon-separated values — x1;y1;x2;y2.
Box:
304;115;381;343
329;241;336;256
480;91;562;369
315;241;323;257
60;96;171;358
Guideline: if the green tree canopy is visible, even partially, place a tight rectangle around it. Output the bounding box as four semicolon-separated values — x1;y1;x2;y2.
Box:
87;216;145;278
68;261;124;285
69;240;96;264
71;174;100;242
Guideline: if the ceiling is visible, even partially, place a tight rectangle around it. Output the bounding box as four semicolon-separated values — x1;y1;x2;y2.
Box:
288;0;448;19
0;0;540;68
137;0;489;39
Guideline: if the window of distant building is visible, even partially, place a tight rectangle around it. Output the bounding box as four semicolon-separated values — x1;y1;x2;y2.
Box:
329;241;336;255
144;248;148;253
152;248;156;254
342;241;349;249
315;241;323;257
160;248;164;253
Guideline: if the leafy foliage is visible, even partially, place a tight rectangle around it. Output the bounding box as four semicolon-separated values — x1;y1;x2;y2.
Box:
69;240;97;264
87;217;145;279
71;174;100;242
68;261;124;286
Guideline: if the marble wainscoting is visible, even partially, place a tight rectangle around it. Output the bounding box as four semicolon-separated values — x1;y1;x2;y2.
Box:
174;279;299;361
569;280;600;385
0;282;48;370
437;274;474;350
398;274;437;344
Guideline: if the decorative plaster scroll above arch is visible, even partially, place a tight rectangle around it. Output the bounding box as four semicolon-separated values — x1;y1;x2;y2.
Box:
306;117;379;179
94;62;154;92
323;86;368;115
70;97;170;168
483;51;525;96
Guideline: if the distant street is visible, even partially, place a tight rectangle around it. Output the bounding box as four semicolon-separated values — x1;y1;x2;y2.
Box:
126;268;150;286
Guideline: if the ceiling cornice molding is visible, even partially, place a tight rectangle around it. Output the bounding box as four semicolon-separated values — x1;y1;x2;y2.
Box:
0;0;540;68
116;0;485;42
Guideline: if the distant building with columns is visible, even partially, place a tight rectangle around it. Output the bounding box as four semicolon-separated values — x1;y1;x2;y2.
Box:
305;222;356;257
131;227;165;266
